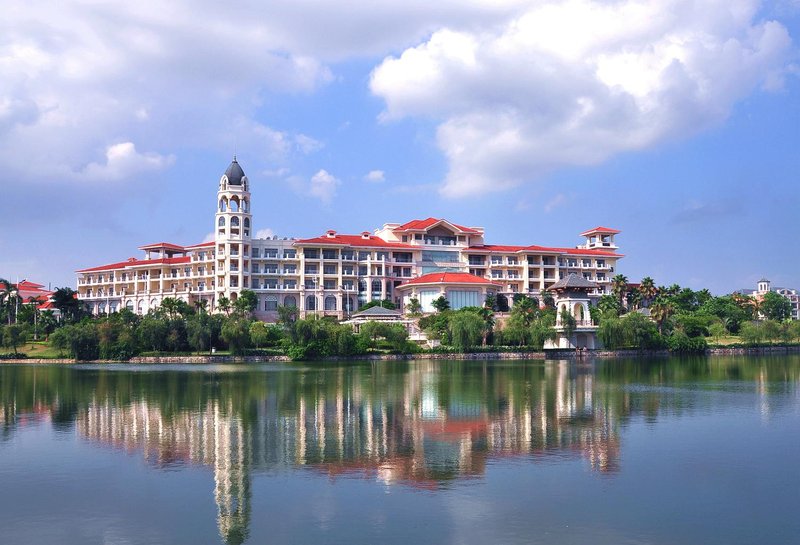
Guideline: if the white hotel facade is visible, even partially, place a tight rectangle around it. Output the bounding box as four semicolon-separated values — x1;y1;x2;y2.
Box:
76;159;624;321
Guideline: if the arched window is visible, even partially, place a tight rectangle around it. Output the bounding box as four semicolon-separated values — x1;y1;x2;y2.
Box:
137;301;144;314
218;217;225;226
219;198;227;212
306;296;316;310
230;198;239;212
125;301;134;311
283;295;297;308
265;296;278;311
344;296;354;312
242;199;249;212
231;217;240;227
324;296;337;311
372;280;382;293
244;218;250;228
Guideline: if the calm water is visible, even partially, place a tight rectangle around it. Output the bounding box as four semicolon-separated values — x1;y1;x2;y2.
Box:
1;357;798;545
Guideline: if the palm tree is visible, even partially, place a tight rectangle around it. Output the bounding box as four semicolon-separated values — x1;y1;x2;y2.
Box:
478;305;495;346
639;277;657;307
626;288;642;311
650;298;674;335
611;274;628;309
28;296;45;340
0;278;16;324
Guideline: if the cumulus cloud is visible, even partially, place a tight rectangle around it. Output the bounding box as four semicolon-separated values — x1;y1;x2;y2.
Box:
80;142;174;182
364;170;386;182
370;0;793;197
0;0;333;189
309;169;340;203
294;134;324;154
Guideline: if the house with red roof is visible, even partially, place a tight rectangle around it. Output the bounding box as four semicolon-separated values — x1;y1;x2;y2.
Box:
76;158;624;320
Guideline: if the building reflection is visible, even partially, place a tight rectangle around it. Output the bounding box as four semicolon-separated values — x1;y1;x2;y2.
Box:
73;361;623;543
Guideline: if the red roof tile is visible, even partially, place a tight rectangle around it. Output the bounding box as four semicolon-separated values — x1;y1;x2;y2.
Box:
294;234;415;249
184;241;215;249
467;245;622;257
399;272;501;287
394;218;480;234
579;226;621;236
77;256;191;273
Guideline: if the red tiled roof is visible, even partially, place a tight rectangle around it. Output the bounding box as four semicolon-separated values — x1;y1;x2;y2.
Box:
394;218;480;234
579;226;621;236
294;234;415;249
467;245;529;253
184;241;215;249
468;245;622;257
11;280;53;303
77;256;191;273
399;272;501;287
138;242;186;251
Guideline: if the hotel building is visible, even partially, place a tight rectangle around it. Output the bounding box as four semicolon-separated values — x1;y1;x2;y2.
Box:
76;158;624;321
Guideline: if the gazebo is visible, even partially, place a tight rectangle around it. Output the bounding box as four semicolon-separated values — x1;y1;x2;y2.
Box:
341;305;426;341
543;273;599;350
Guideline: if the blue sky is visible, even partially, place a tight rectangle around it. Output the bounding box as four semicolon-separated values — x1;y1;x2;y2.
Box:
1;0;798;294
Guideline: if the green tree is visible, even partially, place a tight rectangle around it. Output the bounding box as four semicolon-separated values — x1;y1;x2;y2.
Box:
3;324;25;353
760;291;792;321
359;299;396;311
611;274;628;308
221;318;251;356
217;296;232;316
559;307;577;340
739;322;764;345
597;294;622;317
448;311;484;350
432;296;450;313
406;297;422;317
137;315;169;352
708;322;727;344
639;277;657;307
233;289;258;317
650;298;674;335
51;287;84;323
277;304;299;327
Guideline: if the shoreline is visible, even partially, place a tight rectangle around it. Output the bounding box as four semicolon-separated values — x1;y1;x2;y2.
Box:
2;344;800;364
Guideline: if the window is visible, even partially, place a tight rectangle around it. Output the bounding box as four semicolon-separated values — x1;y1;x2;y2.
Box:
252;248;260;258
324;296;337;311
244;218;250;228
371;280;382;293
306;296;316;310
421;250;459;263
284;280;297;289
218;217;225;226
284;249;297;259
264;296;278;311
322;249;338;260
304;249;319;259
358;251;371;260
323;279;336;290
283;295;297;308
323;264;337;275
231;217;240;227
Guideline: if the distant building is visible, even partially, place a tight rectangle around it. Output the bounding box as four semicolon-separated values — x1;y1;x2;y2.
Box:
76;158;625;321
735;278;800;320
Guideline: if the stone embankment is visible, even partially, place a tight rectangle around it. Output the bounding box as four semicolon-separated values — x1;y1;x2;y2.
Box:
2;345;799;364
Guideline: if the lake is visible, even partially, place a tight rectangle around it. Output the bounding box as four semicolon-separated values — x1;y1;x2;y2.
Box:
1;356;798;545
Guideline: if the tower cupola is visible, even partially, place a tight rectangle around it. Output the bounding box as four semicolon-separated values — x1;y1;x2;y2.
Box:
221;156;247;188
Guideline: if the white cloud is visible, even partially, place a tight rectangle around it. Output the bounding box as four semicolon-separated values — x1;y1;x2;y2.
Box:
544;193;568;213
309;169;340;203
370;0;793;197
80;142;174;182
202;232;215;243
364;170;385;183
294;134;324;154
256;228;276;239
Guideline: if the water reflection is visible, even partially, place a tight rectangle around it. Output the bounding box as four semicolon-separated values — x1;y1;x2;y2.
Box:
2;356;799;545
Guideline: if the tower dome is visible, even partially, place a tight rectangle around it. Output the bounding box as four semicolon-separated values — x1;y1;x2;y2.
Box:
224;157;246;186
